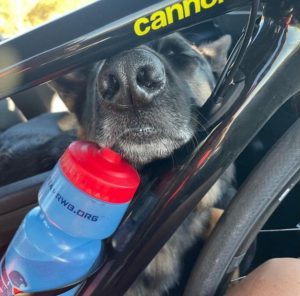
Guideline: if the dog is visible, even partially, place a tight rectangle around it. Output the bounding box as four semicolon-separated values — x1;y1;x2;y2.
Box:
50;32;234;295
0;32;234;295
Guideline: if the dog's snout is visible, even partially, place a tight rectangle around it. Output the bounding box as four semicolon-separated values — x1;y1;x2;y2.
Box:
136;65;165;93
98;49;166;108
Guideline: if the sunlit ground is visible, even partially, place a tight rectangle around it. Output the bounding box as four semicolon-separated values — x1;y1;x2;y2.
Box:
0;0;94;37
0;0;95;112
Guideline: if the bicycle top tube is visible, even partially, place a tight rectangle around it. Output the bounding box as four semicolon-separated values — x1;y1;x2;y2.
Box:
0;0;253;99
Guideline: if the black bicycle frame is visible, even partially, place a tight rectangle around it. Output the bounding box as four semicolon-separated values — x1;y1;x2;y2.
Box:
0;0;300;295
0;0;254;99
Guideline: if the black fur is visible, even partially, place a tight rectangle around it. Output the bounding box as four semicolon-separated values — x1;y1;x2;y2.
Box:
0;33;234;295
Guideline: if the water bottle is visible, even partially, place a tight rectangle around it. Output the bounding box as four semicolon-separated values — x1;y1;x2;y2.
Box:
0;141;140;295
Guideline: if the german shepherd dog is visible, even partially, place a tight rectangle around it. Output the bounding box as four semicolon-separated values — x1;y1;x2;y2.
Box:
0;33;233;295
51;33;234;296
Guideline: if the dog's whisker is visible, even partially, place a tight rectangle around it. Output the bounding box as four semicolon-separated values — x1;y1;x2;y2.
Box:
197;111;210;124
191;134;200;148
160;139;176;169
190;114;208;136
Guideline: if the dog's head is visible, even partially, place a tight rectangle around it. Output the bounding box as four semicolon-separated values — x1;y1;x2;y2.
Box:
52;33;231;167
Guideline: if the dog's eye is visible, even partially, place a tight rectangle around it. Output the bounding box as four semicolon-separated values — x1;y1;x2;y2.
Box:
161;46;191;58
165;49;176;56
160;45;179;57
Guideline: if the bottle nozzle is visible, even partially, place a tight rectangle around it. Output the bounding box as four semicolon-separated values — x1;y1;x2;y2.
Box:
99;147;122;163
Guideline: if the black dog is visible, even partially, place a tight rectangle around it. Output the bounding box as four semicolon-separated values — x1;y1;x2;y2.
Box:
51;32;233;296
53;33;231;168
0;33;233;295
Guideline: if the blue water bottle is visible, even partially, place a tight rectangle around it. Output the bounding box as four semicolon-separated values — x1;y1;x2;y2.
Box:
0;141;140;295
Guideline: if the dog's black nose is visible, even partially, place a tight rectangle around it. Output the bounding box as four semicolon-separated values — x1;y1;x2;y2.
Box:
98;49;166;108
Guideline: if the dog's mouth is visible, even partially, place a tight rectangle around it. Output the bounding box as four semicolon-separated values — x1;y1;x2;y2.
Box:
110;127;165;151
89;115;194;166
120;127;159;142
102;123;194;166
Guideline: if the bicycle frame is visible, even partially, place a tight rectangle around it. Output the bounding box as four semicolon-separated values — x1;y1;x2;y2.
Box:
0;0;300;295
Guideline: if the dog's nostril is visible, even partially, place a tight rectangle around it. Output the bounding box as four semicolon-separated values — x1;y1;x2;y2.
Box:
136;68;147;85
99;74;120;101
136;66;163;91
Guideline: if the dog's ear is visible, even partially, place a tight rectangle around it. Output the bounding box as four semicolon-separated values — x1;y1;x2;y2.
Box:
50;67;91;116
196;35;232;76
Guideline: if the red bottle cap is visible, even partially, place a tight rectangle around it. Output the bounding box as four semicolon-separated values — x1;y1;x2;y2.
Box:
59;141;140;203
13;287;22;295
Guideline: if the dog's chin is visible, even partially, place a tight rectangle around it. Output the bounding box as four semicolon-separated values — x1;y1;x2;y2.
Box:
88;125;195;167
112;137;189;168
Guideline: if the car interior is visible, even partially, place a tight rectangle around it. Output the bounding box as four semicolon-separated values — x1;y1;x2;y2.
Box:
1;3;300;294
